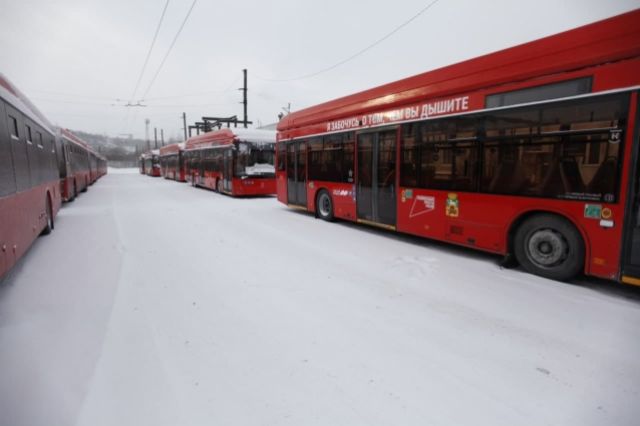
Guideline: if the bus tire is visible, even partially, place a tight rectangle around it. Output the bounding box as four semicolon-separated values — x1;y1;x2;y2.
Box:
81;177;88;192
316;190;334;221
217;179;223;193
513;214;584;281
41;196;53;235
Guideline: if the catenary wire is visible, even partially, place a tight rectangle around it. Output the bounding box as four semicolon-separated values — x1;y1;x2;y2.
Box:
129;0;170;102
254;0;442;82
140;0;198;101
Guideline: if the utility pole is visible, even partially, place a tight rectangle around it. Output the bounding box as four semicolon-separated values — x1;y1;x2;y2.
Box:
240;68;248;128
182;112;187;141
161;129;165;146
145;119;150;151
154;127;158;149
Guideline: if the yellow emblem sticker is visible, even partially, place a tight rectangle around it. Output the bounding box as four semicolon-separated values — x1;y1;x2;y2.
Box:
446;193;459;217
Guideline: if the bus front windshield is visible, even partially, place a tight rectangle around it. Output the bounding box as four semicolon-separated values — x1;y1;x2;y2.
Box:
235;141;276;177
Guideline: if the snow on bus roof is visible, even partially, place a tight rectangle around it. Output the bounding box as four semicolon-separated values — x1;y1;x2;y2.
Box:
185;127;275;150
60;128;90;148
0;73;55;135
159;142;185;156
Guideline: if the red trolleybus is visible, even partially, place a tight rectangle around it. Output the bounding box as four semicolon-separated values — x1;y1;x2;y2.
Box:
159;142;186;181
140;150;161;177
0;74;62;279
96;152;108;179
184;128;276;196
87;149;107;183
56;128;93;200
276;10;640;284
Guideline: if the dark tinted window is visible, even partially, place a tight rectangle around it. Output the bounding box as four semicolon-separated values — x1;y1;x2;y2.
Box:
0;102;17;196
307;132;355;183
401;117;477;191
485;77;592;108
400;93;628;203
481;93;627;201
9;115;18;137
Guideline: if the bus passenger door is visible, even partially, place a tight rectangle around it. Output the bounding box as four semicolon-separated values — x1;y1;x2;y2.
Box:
356;129;397;228
223;149;233;192
287;141;307;207
622;112;640;283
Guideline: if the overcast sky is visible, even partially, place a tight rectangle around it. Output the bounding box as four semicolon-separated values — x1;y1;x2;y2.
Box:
1;0;638;140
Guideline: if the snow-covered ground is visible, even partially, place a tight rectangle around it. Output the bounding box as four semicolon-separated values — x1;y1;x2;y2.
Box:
1;170;639;426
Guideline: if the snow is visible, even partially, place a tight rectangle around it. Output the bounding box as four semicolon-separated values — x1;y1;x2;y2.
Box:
244;163;275;175
1;170;640;426
232;128;275;143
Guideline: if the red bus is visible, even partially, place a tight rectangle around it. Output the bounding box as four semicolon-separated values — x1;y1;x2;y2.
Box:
88;149;107;183
96;151;108;179
276;10;640;284
140;150;161;177
0;74;62;279
56;128;94;201
159;142;186;182
184;128;276;196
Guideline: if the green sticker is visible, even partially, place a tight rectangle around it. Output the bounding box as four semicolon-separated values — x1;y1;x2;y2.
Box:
584;204;602;219
404;189;413;199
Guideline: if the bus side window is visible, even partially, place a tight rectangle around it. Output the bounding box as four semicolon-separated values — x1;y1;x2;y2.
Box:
0;102;17;196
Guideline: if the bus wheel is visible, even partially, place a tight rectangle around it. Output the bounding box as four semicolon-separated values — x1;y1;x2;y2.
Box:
81;177;88;192
316;190;334;221
217;179;223;194
41;196;53;235
513;214;584;281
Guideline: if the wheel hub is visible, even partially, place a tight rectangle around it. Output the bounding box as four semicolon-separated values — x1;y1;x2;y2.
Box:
527;229;567;267
319;194;330;216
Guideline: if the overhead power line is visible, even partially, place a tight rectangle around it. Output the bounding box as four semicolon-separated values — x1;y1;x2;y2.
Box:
129;0;170;103
144;76;241;101
140;0;198;101
255;0;442;82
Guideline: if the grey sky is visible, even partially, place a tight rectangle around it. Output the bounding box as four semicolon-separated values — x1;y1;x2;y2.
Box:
0;0;638;140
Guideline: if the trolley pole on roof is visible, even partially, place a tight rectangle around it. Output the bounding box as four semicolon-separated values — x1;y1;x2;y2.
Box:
182;112;187;141
154;127;158;149
240;69;248;128
145;118;150;151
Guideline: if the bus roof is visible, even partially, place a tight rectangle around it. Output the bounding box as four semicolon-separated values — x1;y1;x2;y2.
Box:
159;142;185;156
278;9;640;132
0;73;55;135
184;128;275;150
59;128;90;149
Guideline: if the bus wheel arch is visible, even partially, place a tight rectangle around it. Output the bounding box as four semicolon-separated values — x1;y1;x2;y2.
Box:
315;189;334;221
508;211;587;281
42;191;54;235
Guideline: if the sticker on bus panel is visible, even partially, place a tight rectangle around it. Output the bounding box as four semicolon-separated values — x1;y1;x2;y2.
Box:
409;195;435;218
446;193;459;217
584;204;602;219
401;189;414;203
332;189;352;198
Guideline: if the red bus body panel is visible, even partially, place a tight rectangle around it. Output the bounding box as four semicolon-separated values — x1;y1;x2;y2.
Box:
0;182;61;278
